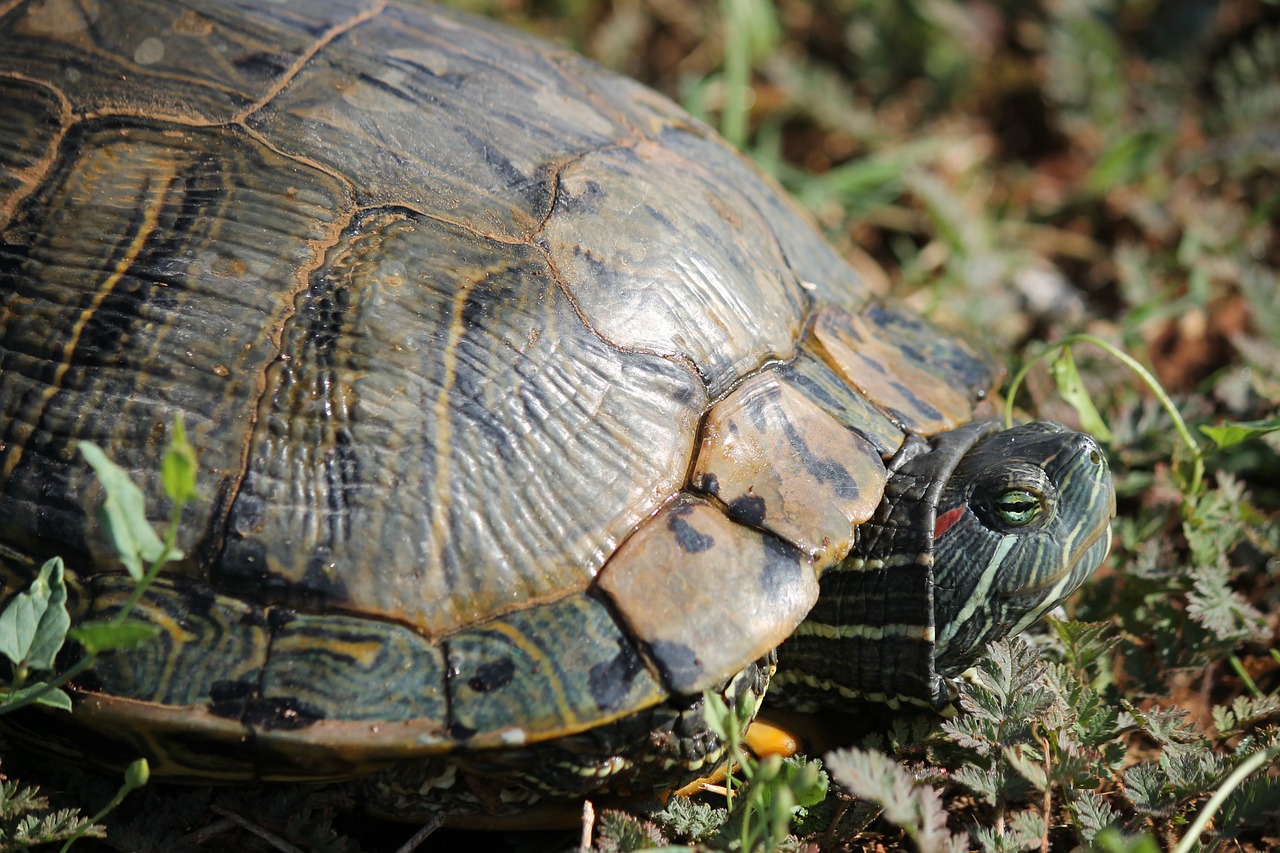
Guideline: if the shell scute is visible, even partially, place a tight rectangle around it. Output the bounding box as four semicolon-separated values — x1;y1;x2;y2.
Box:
806;304;978;435
445;591;665;750
542;142;808;398
262;611;447;726
598;495;816;694
247;3;633;236
214;205;706;637
0;119;352;580
692;370;888;566
776;351;905;457
85;577;268;708
0;0;382;123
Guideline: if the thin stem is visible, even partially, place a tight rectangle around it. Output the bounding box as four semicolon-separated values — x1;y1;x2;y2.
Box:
1171;746;1280;853
719;0;751;150
0;654;96;715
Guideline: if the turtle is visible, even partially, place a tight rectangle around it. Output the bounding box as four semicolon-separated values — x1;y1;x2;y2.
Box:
0;0;1116;822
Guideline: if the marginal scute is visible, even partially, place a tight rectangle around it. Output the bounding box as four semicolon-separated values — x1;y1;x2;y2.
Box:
598;495;816;694
777;351;905;458
262;611;447;725
863;304;997;404
691;370;888;566
85;577;268;707
446;592;666;750
805;304;977;436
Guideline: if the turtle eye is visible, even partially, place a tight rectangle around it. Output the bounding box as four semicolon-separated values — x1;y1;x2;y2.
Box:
994;488;1044;527
968;463;1055;532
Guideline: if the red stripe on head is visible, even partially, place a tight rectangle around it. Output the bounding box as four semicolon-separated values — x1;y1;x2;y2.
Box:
934;504;967;539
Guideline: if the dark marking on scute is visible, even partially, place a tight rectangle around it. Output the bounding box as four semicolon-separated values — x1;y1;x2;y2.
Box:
387;50;466;86
450;308;519;456
555;178;607;215
728;494;767;526
793;448;865;502
866;304;992;393
207;679;256;720
448;721;478;742
220;516;271;579
587;639;644;712
778;415;862;501
266;607;296;630
899;341;928;365
246;696;324;731
231;50;292;78
649;640;703;692
643;201;675;233
667;506;714;553
760;534;803;593
691;217;727;251
178;583;221;618
353;70;417;109
695;471;720;496
889;379;944;422
302;549;349;601
810;456;861;501
210;680;256;702
467;658;515;694
782;367;838;409
457;125;552;215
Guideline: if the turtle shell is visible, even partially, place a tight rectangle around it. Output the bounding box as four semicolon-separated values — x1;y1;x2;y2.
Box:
0;0;994;780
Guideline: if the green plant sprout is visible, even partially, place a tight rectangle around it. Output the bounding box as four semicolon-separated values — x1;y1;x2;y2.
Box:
0;416;198;850
0;417;196;715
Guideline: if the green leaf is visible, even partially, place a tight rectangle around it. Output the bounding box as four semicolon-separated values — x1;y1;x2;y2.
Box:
594;809;668;852
655;796;727;843
0;557;70;672
1069;787;1122;842
1004;745;1048;792
0;680;73;712
68;619;159;655
1086;129;1169;192
78;442;177;580
826;747;967;853
1199;416;1280;449
1050;348;1113;441
1186;557;1269;645
783;755;828;807
162;416;198;505
1122;762;1174;816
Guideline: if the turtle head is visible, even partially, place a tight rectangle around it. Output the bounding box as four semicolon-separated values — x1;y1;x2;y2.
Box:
772;419;1113;713
929;420;1115;676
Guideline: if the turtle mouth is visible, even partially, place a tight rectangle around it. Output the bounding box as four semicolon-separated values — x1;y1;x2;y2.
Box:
1013;508;1112;598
